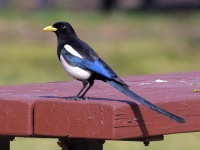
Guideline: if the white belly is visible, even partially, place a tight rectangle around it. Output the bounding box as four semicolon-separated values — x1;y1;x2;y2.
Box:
60;55;92;80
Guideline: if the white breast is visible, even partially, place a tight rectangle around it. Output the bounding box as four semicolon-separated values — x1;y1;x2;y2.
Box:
60;45;92;80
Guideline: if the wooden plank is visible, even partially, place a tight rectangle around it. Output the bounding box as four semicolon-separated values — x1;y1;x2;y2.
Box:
0;71;199;139
33;71;200;139
0;84;35;135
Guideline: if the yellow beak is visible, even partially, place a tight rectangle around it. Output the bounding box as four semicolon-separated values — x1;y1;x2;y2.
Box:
43;26;57;32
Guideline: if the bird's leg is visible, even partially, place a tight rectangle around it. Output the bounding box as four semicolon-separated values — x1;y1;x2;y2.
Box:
67;80;88;100
76;80;88;97
79;80;94;99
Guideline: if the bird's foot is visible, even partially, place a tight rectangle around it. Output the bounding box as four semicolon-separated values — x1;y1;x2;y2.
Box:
67;96;89;100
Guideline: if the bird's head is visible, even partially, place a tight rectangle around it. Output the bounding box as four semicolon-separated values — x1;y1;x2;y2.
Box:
43;22;76;38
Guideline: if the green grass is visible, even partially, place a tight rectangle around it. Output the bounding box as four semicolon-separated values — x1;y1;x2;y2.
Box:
0;9;200;150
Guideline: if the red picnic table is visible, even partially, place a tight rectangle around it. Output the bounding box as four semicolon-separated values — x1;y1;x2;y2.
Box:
0;71;200;150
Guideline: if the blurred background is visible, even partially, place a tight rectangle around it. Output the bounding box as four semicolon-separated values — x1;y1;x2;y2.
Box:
0;0;200;150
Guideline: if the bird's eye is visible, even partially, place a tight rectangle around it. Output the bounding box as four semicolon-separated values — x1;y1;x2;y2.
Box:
62;26;66;29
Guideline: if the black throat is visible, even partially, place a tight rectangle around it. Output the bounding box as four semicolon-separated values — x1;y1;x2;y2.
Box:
55;31;78;61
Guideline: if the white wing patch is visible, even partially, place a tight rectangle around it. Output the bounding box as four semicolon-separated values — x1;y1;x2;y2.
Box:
64;45;82;58
60;45;92;80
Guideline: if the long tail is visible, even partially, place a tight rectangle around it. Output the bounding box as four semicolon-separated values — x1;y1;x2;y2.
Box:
107;80;186;123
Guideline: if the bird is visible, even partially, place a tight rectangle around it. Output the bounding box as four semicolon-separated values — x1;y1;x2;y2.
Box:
43;21;186;123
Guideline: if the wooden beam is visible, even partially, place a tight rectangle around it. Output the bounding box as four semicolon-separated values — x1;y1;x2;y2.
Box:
0;85;34;136
0;71;199;140
0;137;14;150
34;71;200;139
58;137;105;150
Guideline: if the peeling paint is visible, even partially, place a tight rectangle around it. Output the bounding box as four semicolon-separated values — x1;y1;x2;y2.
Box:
155;79;168;83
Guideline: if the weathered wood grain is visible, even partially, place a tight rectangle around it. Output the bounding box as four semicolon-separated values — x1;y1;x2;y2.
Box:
0;71;199;140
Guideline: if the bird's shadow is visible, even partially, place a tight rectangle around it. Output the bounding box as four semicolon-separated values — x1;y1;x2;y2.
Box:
38;95;149;137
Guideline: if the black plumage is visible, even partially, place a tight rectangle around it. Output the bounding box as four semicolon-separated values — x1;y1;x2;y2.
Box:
43;22;186;123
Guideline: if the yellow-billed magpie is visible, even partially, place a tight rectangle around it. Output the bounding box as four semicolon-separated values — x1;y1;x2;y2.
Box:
43;22;186;123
